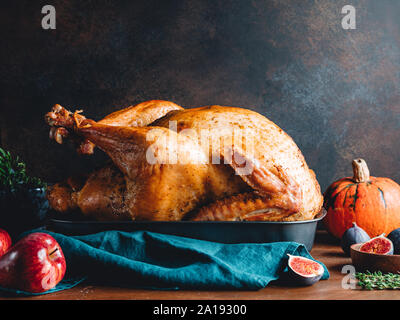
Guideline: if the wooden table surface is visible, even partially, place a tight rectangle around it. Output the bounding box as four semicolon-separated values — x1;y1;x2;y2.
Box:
3;231;400;300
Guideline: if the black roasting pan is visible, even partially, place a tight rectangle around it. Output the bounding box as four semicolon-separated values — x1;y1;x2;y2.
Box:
46;209;326;251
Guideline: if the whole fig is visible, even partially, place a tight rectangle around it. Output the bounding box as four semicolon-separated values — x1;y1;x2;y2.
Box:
387;228;400;254
341;222;370;256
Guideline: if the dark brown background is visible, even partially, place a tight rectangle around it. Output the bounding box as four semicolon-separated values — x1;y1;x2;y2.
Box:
1;0;399;192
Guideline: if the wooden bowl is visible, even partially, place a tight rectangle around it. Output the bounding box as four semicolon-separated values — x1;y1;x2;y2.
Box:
350;243;400;273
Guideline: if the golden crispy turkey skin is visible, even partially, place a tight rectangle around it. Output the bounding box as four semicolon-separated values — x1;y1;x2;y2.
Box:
45;100;323;222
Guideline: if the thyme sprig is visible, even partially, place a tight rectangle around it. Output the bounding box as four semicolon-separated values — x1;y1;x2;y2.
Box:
0;147;46;192
356;271;400;290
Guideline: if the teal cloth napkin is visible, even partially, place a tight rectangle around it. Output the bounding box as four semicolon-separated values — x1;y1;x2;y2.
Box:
0;230;329;296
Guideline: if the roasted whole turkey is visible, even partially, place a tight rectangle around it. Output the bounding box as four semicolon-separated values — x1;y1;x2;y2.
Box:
45;100;323;222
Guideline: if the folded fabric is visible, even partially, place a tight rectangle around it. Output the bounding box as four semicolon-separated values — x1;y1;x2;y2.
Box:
0;230;329;296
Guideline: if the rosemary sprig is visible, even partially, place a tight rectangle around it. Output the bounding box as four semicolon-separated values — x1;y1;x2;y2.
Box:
356;271;400;290
0;147;46;192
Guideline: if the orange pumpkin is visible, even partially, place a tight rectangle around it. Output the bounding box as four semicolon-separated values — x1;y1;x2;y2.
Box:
323;159;400;239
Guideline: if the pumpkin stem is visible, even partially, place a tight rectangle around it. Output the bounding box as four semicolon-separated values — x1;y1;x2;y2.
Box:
352;159;370;183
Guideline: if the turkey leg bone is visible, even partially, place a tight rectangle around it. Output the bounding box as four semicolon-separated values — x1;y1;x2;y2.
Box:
46;100;183;154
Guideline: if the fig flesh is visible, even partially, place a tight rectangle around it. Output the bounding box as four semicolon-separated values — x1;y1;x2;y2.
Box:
359;234;393;255
387;228;400;255
341;222;370;256
287;254;324;286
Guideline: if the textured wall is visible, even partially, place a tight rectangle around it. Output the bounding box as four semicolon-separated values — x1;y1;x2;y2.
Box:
1;0;399;192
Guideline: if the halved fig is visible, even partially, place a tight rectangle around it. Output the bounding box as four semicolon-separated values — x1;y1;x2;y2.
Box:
287;254;324;286
359;234;393;255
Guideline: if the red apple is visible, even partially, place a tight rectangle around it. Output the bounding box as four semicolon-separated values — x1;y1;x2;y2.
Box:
0;229;11;257
0;232;66;293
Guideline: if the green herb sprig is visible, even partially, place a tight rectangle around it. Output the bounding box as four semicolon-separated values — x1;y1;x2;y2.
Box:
356;271;400;290
0;148;46;192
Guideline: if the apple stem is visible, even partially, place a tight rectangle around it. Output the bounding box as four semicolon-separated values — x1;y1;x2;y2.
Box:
49;248;58;256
